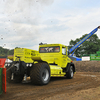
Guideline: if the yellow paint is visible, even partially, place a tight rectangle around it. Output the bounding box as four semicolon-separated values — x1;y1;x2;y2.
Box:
50;65;66;76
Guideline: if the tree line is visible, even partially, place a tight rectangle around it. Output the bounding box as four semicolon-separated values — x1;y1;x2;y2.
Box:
0;46;14;56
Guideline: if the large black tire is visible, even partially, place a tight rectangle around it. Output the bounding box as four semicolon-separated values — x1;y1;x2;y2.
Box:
7;68;24;83
30;63;50;85
66;65;74;79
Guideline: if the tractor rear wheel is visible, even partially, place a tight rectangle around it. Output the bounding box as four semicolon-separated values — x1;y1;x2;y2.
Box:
13;74;24;83
7;68;24;83
30;63;50;85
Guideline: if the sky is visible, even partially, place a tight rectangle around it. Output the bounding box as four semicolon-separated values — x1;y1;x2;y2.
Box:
0;0;100;50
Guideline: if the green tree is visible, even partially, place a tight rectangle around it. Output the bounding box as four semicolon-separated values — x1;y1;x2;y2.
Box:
0;46;14;56
68;34;100;57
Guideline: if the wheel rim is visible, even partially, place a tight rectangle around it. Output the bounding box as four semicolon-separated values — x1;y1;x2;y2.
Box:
42;69;49;82
70;66;73;77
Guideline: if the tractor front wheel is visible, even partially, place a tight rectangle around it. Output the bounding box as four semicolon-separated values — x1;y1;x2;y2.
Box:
66;65;74;79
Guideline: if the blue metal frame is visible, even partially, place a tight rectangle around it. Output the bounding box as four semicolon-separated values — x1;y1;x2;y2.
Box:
69;26;99;54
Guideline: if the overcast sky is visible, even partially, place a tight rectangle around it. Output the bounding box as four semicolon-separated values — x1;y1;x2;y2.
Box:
0;0;100;50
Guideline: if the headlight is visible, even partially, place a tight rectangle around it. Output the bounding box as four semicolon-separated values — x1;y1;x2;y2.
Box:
5;64;7;66
30;64;32;67
26;64;29;67
8;64;10;66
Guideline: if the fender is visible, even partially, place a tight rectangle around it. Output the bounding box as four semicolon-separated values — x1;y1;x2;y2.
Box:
66;62;75;72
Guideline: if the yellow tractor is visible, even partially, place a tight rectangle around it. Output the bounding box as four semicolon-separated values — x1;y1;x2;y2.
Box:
7;44;75;85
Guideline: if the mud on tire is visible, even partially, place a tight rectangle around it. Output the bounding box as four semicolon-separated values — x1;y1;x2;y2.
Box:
30;63;50;85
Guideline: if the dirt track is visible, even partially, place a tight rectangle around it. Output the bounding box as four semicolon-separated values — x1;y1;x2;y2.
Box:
1;61;100;100
0;72;100;100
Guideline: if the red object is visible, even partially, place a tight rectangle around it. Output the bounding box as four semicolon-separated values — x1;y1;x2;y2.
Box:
2;68;6;93
0;58;6;94
0;58;6;68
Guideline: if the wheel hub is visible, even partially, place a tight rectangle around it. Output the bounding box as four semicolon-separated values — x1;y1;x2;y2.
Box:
42;69;49;82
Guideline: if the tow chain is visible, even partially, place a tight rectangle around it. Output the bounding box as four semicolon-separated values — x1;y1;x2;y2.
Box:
6;63;15;72
6;56;20;72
